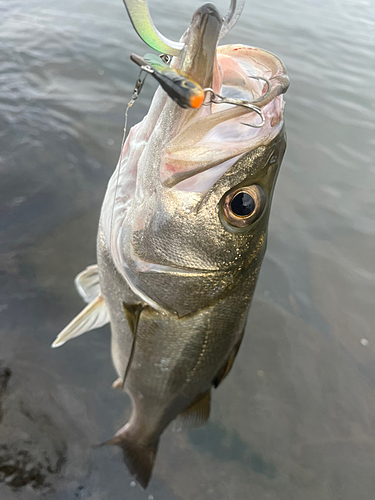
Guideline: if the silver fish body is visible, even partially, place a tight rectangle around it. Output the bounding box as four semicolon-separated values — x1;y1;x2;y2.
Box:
53;3;289;489
98;129;286;486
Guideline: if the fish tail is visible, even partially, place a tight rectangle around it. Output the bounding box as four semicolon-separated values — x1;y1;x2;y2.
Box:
109;428;159;489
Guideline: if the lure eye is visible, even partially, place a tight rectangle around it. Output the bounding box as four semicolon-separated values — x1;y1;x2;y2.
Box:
181;79;197;90
222;185;266;228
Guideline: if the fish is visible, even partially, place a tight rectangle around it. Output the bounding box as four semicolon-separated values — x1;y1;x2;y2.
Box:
52;3;289;489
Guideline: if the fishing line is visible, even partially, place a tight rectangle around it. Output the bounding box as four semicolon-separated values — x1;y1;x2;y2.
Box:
108;70;148;251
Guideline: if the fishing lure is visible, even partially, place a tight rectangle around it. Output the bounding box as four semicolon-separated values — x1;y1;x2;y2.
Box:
130;53;205;109
130;52;270;127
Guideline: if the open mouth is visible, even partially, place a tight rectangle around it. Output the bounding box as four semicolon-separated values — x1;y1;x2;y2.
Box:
163;44;289;192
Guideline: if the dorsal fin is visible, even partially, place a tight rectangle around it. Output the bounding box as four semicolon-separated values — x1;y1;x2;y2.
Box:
74;265;101;303
51;295;109;348
173;390;211;430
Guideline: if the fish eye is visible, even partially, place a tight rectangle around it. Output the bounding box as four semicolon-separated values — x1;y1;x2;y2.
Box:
221;185;266;228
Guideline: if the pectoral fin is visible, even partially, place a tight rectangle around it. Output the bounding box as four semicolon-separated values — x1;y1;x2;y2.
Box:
121;303;144;388
52;295;109;348
173;390;211;430
122;302;144;339
74;264;101;303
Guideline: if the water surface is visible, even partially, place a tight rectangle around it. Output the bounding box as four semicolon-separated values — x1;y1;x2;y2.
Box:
1;0;374;498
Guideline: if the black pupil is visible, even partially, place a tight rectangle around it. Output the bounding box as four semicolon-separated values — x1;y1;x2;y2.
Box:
183;80;196;89
230;192;255;217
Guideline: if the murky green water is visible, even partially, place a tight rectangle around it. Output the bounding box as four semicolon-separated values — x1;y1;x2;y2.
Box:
1;0;374;498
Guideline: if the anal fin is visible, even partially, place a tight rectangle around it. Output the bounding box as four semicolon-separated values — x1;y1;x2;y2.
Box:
173;390;211;430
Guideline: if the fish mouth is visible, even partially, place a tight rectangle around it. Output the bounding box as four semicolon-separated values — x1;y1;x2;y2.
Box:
143;5;289;193
162;44;289;191
145;5;287;192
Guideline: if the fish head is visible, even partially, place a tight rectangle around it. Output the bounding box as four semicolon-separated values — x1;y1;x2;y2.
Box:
100;4;289;317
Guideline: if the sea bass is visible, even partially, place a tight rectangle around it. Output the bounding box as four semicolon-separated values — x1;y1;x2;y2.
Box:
53;3;289;488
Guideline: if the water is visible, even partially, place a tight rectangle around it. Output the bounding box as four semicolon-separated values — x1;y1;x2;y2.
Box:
0;0;374;498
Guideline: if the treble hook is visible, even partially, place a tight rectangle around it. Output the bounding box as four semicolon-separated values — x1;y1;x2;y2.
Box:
203;88;266;128
122;0;245;56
